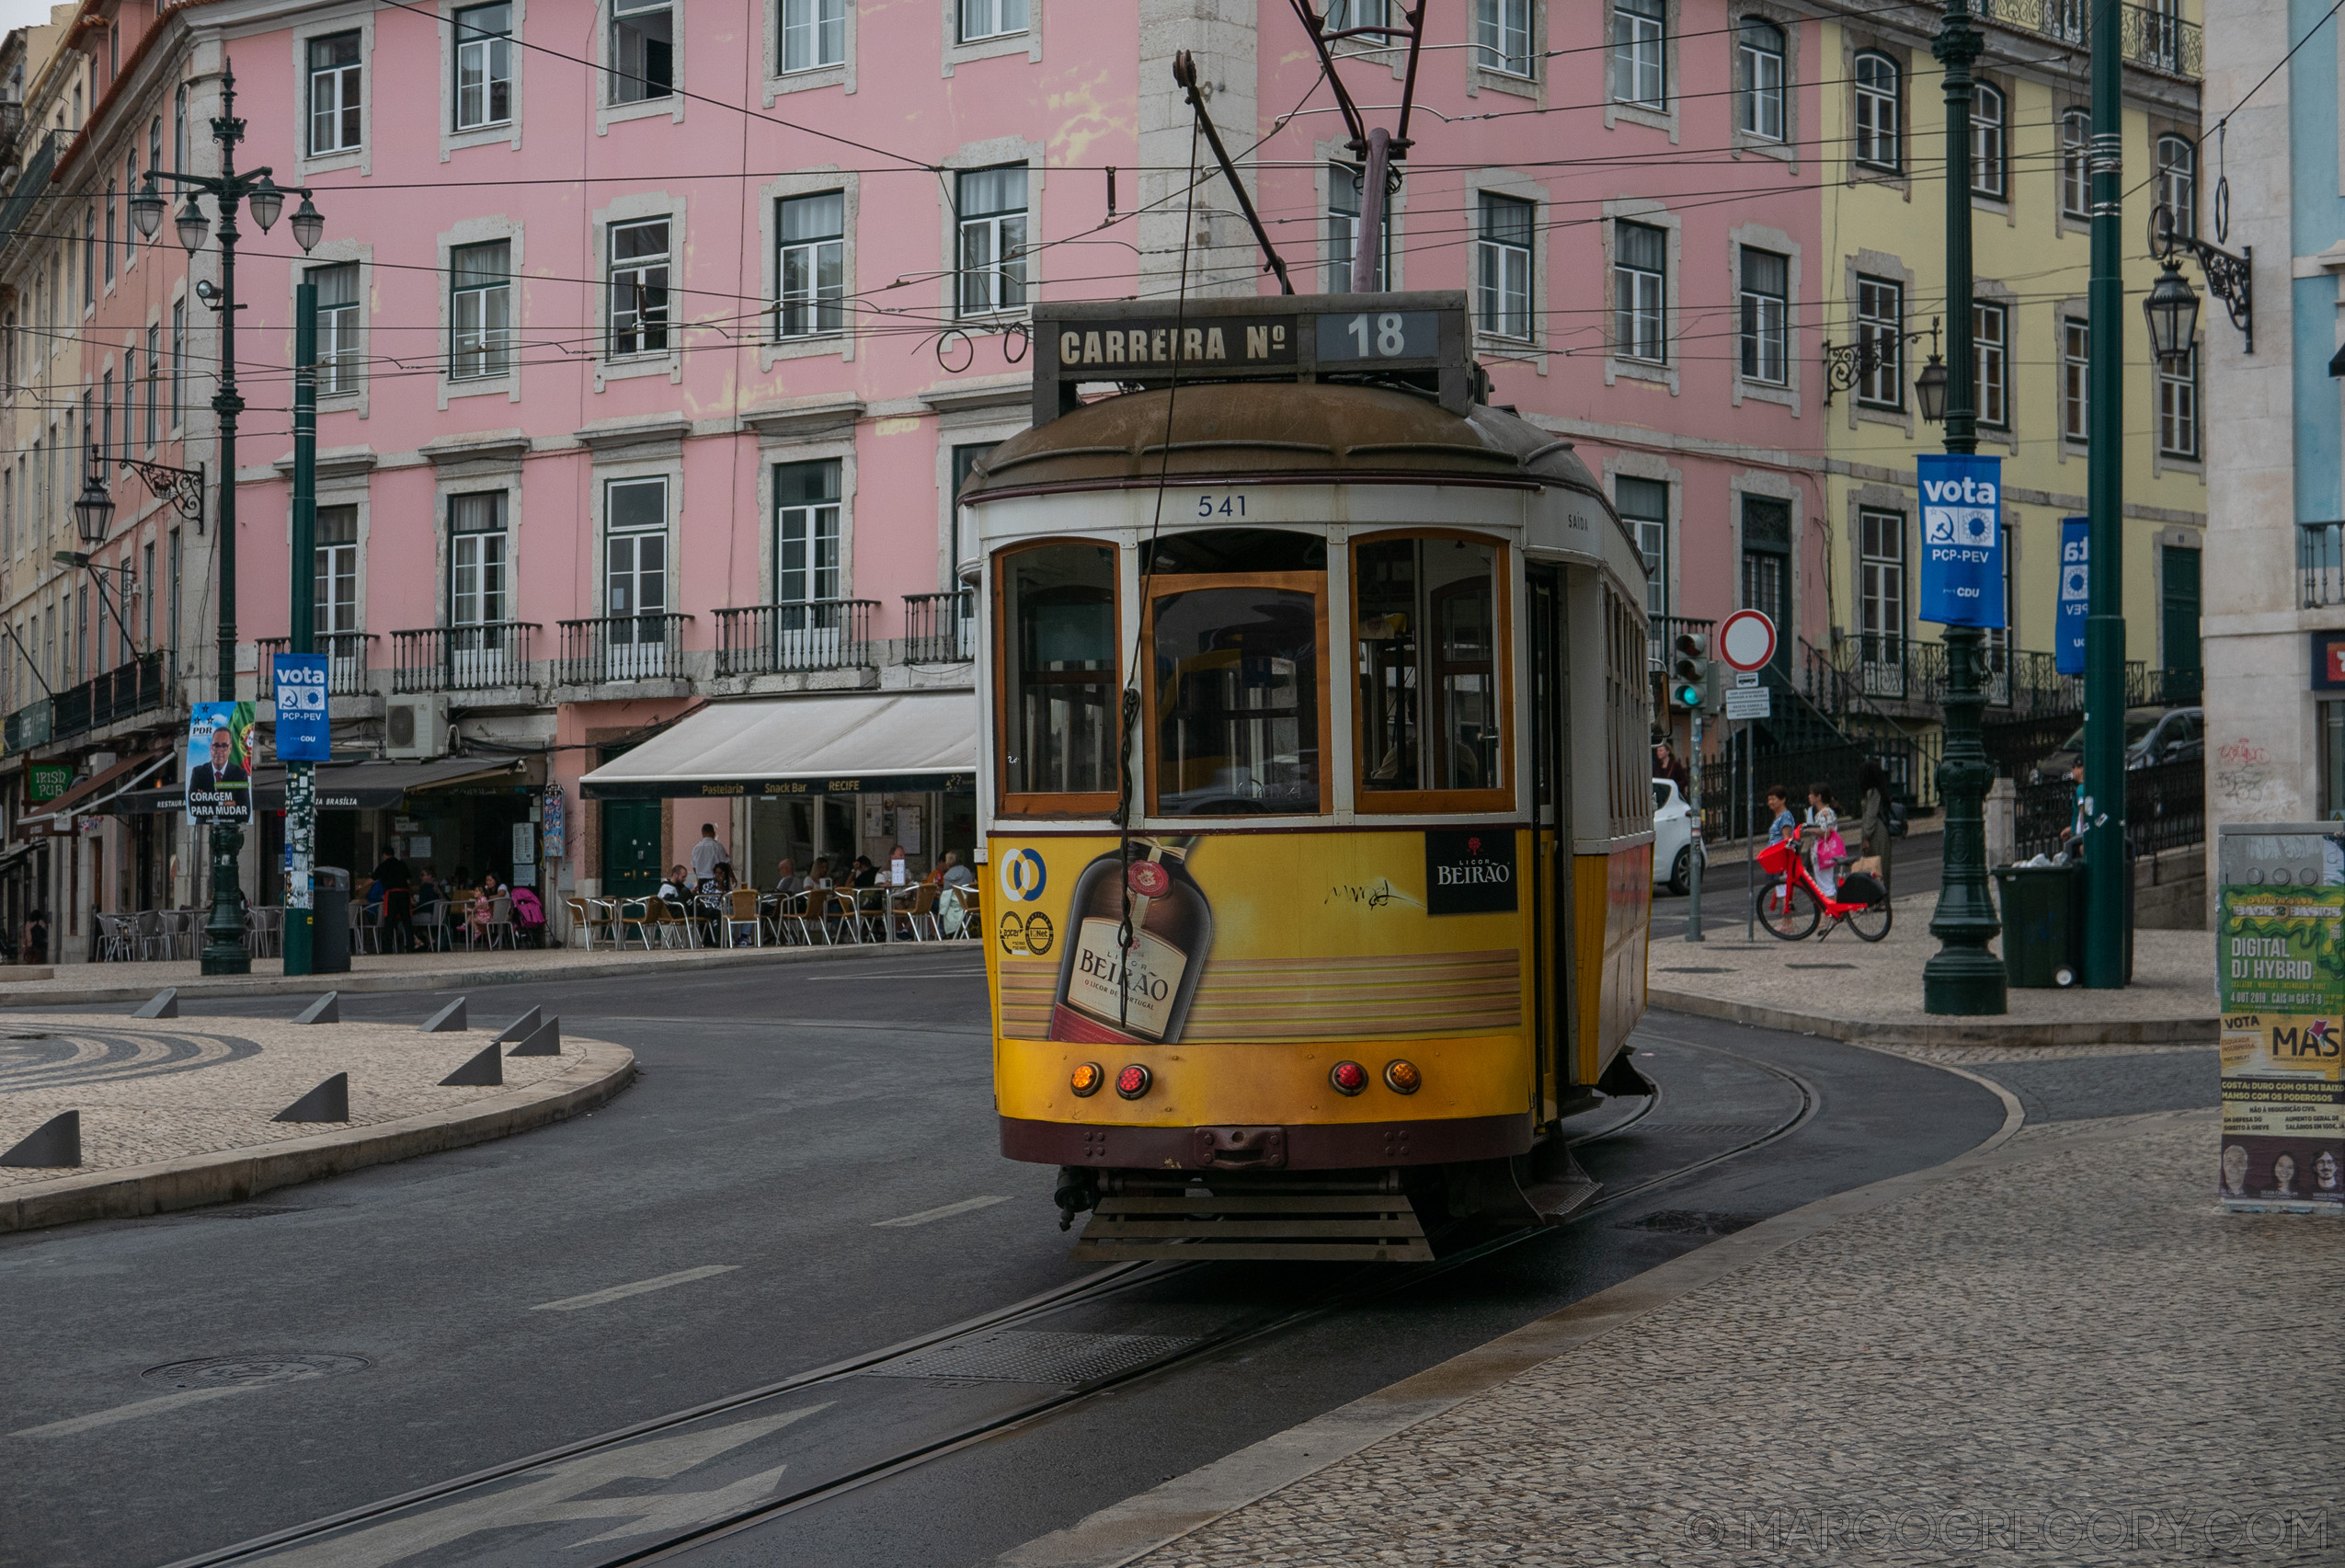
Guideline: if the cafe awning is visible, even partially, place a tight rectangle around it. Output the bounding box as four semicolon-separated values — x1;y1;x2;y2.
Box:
102;756;529;815
578;692;978;800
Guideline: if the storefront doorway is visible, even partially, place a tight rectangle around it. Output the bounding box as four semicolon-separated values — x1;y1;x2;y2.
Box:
601;797;660;896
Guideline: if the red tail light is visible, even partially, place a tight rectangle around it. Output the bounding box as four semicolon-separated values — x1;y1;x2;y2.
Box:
1329;1060;1368;1095
1115;1064;1151;1100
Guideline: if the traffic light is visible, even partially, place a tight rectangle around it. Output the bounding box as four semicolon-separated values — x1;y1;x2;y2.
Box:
1670;630;1708;710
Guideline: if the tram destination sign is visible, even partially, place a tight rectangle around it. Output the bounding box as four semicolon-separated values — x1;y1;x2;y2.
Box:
1034;292;1475;420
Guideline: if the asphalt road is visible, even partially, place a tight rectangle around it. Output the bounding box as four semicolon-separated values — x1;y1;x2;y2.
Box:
0;951;2213;1568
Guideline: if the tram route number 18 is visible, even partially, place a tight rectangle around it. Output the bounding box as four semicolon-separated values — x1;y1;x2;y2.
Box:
1314;309;1436;363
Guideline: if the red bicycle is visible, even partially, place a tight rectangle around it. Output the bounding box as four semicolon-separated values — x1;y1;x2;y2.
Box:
1754;824;1893;942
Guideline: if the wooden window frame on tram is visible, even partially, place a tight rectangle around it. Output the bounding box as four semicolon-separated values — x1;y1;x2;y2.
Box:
1348;528;1516;818
992;535;1123;821
1140;568;1335;820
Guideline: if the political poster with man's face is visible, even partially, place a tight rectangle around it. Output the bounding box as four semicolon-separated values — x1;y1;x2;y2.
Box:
185;701;257;823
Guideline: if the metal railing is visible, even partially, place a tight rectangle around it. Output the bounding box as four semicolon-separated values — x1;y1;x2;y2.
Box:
2301;522;2345;608
5;695;49;751
713;600;875;677
256;633;380;697
558;613;693;685
0;127;58;254
2014;756;2205;861
48;651;171;739
1978;0;2200;76
903;590;976;663
390;622;539;693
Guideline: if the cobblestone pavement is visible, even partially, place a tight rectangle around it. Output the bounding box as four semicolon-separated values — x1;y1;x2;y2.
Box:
1129;1112;2339;1567
0;1011;596;1185
1649;900;2213;1036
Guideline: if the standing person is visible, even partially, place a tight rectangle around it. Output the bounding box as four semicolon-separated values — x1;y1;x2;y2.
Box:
688;822;731;893
22;908;48;967
1856;761;1894;892
1805;783;1843;898
1653;738;1690;798
1765;784;1797;846
370;847;417;956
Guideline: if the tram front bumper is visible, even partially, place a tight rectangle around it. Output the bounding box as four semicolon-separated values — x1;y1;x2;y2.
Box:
1000;1112;1533;1172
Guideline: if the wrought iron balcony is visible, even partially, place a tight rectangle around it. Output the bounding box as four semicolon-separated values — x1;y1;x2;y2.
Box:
48;651;172;739
390;622;539;693
713;600;875;677
256;633;380;697
903;590;976;664
5;695;49;752
2303;522;2345;608
557;612;693;685
1977;0;2200;77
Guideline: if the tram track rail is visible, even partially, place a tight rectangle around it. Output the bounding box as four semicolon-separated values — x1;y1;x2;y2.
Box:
162;1035;1813;1568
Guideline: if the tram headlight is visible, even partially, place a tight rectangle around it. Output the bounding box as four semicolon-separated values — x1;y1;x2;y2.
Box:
1329;1060;1369;1095
1382;1059;1422;1094
1070;1062;1105;1097
1115;1064;1152;1100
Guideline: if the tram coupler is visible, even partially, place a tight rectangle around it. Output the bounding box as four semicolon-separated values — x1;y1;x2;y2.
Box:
1053;1167;1100;1231
1596;1047;1658;1098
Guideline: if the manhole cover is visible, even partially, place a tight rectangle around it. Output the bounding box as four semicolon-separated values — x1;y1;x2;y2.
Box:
865;1330;1196;1387
143;1353;371;1390
1619;1209;1763;1237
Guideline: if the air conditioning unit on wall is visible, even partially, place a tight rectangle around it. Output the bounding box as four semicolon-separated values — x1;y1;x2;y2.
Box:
385;694;449;761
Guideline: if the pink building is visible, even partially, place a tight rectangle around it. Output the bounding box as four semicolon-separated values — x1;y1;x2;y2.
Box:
0;0;1826;952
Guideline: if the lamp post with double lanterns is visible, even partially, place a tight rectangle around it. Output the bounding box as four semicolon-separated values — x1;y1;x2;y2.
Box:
128;62;326;976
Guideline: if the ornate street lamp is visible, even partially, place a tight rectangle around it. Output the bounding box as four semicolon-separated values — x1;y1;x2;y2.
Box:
2142;258;2202;371
1914;354;1950;424
2147;201;2249;357
72;450;115;546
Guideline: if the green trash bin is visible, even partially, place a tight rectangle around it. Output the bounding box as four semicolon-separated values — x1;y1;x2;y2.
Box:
1993;863;2081;989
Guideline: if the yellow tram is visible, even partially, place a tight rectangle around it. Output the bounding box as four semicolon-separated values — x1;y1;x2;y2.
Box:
965;293;1653;1261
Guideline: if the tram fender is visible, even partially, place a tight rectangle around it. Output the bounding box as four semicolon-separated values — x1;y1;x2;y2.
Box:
1596;1046;1657;1099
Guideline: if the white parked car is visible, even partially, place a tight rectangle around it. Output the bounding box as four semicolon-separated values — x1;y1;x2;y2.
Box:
1652;778;1706;897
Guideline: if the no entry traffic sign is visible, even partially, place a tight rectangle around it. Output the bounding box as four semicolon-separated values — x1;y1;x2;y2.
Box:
1718;609;1777;672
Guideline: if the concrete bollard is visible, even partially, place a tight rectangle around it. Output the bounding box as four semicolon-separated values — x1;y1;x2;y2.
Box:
438;1043;503;1087
493;1006;543;1045
506;1017;562;1057
418;997;467;1034
1;1110;81;1167
273;1073;350;1123
131;989;178;1019
292;992;341;1025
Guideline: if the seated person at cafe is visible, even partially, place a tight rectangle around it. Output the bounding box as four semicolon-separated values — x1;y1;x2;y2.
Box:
469;872;504;941
772;858;801;897
658;864;692;901
806;857;833;889
849;855;878;889
938;850;975;887
413;871;444;949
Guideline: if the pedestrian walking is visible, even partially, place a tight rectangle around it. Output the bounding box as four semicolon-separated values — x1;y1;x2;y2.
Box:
1856;761;1893;891
1805;783;1845;898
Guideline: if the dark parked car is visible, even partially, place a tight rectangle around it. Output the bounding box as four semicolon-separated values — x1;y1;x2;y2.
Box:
2032;705;2202;783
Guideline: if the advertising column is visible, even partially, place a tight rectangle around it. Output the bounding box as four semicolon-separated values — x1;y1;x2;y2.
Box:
2216;827;2345;1213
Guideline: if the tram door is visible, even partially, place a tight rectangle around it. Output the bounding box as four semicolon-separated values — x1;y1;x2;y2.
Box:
1527;565;1576;1126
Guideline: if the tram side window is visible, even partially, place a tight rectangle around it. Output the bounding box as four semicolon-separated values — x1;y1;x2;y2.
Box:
1355;535;1507;809
1150;580;1324;817
1001;544;1117;812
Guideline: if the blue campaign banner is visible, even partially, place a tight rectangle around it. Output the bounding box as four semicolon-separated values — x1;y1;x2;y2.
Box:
1916;453;2006;627
2057;517;2089;676
273;653;333;761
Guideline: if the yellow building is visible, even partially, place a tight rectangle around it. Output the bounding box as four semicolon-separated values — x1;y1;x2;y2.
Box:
1812;2;2204;791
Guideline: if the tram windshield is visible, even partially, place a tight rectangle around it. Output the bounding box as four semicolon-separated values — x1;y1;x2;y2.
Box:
1002;544;1117;803
1356;535;1504;804
1150;580;1323;816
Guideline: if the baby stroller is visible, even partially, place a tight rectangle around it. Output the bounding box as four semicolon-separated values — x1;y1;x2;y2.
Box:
509;886;548;948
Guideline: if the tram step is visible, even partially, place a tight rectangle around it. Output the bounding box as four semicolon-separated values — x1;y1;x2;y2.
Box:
1074;1192;1435;1263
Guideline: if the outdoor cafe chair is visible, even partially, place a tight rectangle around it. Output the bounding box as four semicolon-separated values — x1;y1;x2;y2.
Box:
96;913;132;963
483;894;515;951
726;888;764;948
612;898;653;949
133;909;168;961
641;896;696;949
414;901;451;952
563;896;608;950
771;890;818;945
889;883;942;943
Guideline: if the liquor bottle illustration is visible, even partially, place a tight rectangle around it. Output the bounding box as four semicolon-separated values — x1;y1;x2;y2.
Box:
1048;835;1213;1045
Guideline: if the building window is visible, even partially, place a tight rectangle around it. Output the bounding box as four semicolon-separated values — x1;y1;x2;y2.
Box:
782;0;845;72
608;219;670;357
82;210;94;311
1972;83;2006;198
99;369;112;460
958;0;1027;44
604;478;669;646
173;84;188;170
167;528;180;665
315;504;359;636
1973;301;2008;429
2061;110;2090;219
1326;163;1388;292
611;0;674;104
956;165;1027;317
142;541;154;648
454;3;514;131
170;301;185;428
2063;317;2089;441
1610;0;1663;105
1476;193;1533;340
776;191;844;338
308;32;363;155
774;459;842;605
1739;245;1788;386
1613;220;1665;363
149;115;162;183
102;180;115;285
2156;134;2195;238
1858;508;1905;677
1737;17;1783;142
1325;0;1387;24
1617;475;1668;619
1854;275;1902;408
450;240;512;379
1853;52;1899;171
311;262;360;393
1479;0;1533;79
122;153;136;269
2159;346;2199;459
449;491;509;626
143;325;158;446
